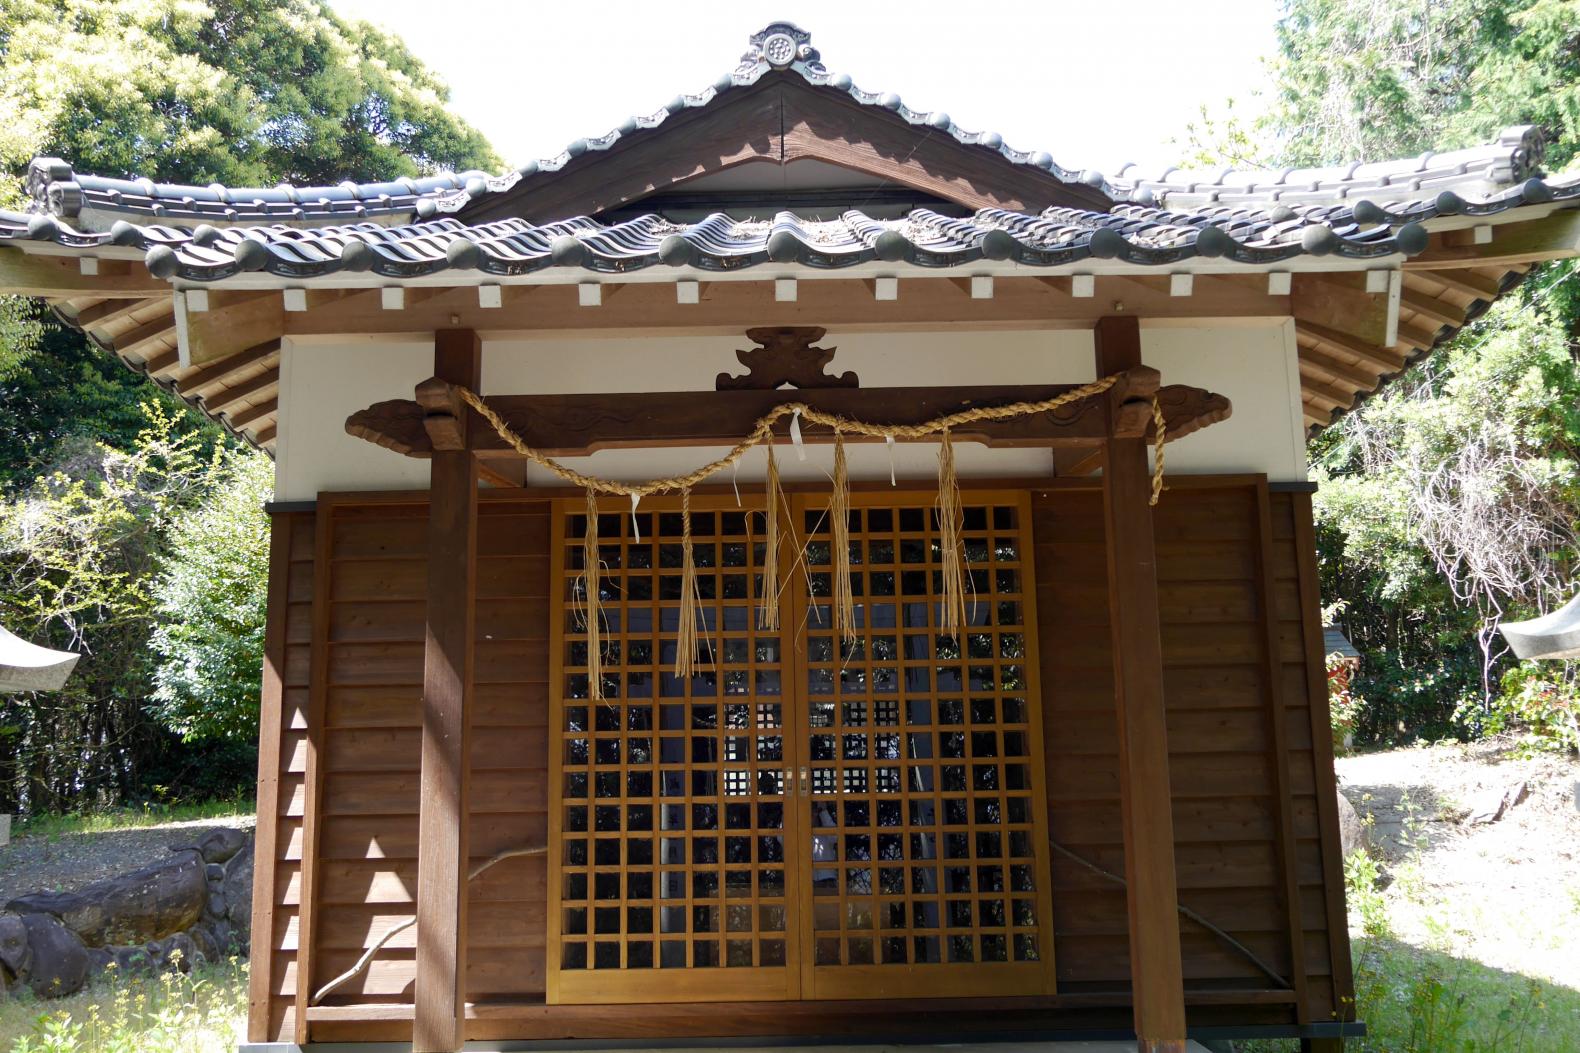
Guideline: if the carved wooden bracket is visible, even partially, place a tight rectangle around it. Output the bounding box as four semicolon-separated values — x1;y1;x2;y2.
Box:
716;327;858;390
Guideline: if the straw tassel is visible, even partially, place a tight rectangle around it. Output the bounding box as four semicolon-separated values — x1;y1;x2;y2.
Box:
581;488;603;701
759;446;781;630
676;487;699;680
831;432;856;645
937;429;967;637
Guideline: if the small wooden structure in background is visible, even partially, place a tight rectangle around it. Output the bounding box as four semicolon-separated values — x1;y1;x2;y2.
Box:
6;20;1580;1053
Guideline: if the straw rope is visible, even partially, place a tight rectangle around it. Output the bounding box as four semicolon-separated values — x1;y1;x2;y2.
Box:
453;373;1166;505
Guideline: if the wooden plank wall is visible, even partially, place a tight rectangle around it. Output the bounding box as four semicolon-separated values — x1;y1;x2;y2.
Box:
251;480;1350;1039
1035;479;1350;1023
254;497;552;1040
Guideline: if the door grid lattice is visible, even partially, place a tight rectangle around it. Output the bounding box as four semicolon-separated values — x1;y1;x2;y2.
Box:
549;490;1054;1003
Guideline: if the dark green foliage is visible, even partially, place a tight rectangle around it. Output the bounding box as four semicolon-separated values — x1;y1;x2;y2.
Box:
1272;0;1580;745
0;0;499;812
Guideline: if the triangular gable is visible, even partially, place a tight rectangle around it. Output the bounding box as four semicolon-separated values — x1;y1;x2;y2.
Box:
458;23;1112;225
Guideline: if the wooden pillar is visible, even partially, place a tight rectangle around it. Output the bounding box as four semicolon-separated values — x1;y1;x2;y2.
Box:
414;330;481;1052
1095;316;1188;1053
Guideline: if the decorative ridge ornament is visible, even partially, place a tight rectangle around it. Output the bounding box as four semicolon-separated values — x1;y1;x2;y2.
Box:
737;22;824;79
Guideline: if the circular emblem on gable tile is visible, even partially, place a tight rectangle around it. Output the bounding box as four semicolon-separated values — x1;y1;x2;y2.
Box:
762;32;798;67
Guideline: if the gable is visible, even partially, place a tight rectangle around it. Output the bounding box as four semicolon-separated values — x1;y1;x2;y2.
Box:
457;70;1113;226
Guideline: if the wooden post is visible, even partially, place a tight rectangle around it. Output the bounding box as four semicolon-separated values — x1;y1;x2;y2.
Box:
1094;316;1188;1053
414;330;481;1052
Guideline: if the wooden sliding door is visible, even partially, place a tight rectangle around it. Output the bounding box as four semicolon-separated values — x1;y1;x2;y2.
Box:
548;490;1055;1004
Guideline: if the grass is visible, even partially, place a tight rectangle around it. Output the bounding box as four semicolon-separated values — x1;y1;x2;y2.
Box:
0;956;246;1053
10;798;254;840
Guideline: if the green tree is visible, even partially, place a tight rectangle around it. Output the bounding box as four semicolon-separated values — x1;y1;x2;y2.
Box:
1270;0;1580;742
149;451;273;743
0;0;501;807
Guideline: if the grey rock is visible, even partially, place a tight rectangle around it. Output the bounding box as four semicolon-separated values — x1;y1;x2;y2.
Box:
173;827;247;865
207;893;226;918
6;849;206;947
206;863;226;884
1337;790;1367;857
16;913;89;997
224;840;254;948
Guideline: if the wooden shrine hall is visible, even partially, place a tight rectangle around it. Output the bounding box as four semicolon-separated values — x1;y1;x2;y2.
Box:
6;20;1580;1053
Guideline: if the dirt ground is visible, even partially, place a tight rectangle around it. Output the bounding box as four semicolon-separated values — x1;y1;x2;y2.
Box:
0;814;256;902
1336;735;1580;990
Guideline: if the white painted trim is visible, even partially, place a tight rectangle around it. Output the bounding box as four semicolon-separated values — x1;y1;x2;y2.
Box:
676;279;700;304
282;288;308;312
970;275;994;299
1267;271;1292;295
1169;273;1194;297
1385;270;1402;348
775;278;797;302
78;256;98;275
273;337;294;500
1070;274;1095;298
1365;269;1390;293
185;289;209;312
172;290;193;369
1472;224;1494;245
478;284;502;309
873;276;898;301
1279;317;1309;479
380;286;405;310
577;282;602;307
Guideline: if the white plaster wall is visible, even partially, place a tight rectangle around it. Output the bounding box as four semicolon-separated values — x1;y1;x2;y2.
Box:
1141;319;1308;481
274;336;432;501
273;323;1308;500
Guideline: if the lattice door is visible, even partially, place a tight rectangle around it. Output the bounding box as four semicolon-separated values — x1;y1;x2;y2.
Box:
789;491;1056;999
548;490;1055;1004
548;496;803;1003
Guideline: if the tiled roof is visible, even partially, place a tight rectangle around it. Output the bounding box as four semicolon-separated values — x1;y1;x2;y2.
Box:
5;172;1578;283
20;22;1567;232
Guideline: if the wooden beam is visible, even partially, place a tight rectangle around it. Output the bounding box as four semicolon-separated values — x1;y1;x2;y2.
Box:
115;313;176;359
286;274;1289;340
1398;288;1467;330
1410;268;1503;301
1297;346;1384;390
184;291;287;367
247;512;296;1042
227;396;277;429
1291;272;1388;347
0;247;166;297
346;368;1183;458
1295;320;1406;372
1406;209;1580;269
1252;480;1310;1020
414;330;480;1053
71;296;165;330
204;368;278;413
349;378;1231;462
176;339;281;396
1094;315;1187;1053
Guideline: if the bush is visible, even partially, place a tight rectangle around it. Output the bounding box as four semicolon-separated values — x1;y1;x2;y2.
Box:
148;452;272;743
1458;663;1580;755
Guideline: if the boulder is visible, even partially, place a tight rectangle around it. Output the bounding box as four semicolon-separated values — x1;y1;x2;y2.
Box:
16;913;89;997
1336;790;1367;857
0;912;33;990
5;848;206;946
1466;781;1530;825
224;839;254;949
173;828;247;865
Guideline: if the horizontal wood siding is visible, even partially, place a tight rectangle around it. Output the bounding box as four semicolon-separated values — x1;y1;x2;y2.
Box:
255;480;1348;1040
1034;481;1348;1022
253;495;552;1038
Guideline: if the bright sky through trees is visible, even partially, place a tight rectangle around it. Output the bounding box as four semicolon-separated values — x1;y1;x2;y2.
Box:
326;0;1280;174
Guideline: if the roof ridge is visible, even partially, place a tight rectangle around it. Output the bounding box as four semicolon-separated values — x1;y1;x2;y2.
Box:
14;24;1561;232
